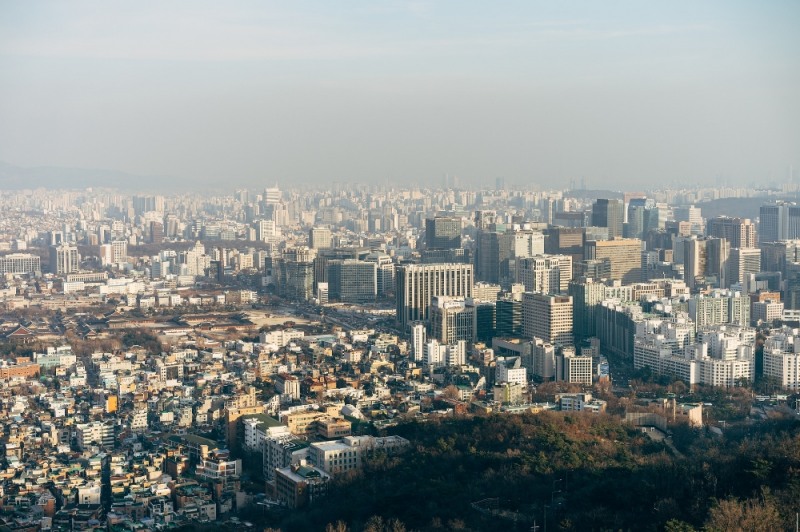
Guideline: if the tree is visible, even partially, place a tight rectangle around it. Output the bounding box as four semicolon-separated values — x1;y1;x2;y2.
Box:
325;521;348;532
663;519;696;532
441;385;460;401
704;496;781;532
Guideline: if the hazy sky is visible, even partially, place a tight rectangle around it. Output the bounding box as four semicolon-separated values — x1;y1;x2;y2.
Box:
1;1;798;190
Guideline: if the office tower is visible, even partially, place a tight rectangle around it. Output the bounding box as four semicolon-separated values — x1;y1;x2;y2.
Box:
683;237;707;290
425;217;461;250
522;293;573;347
495;294;522;337
674;205;703;226
568;277;607;342
760;202;800;243
544;227;585;277
266;247;317;301
785;263;800;310
761;240;800;277
396;263;473;329
314;247;370;290
149;221;164;244
309;226;333;249
364;253;395;296
511;230;545;258
706;217;756;249
552;211;588;228
132;195;163;215
705;238;730;289
591;199;624;239
100;240;128;266
49;244;80;274
327;260;377;303
625;198;659;240
474;210;497;231
470;300;496;343
728;248;762;288
263;186;281;205
475;231;514;285
256;219;280;242
429;296;476;344
584;238;643;284
515;255;572;294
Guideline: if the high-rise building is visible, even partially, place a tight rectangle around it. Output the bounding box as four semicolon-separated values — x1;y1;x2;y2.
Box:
475;231;514;285
591;199;624;239
266;247;317;301
683;237;707;290
49;244;80;275
515;255;572;294
522;293;573;347
149;221;164;244
759;202;800;243
396;263;473;329
263;186;281;205
364;253;395;296
584;238;643;284
495;294;523;337
568;277;607;342
309;227;333;250
625;198;659;240
706;217;756;249
728;248;761;288
705;238;730;289
429;296;476;344
425;217;461;250
327;260;377;303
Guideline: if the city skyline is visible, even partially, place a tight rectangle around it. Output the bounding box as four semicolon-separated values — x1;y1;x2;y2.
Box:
1;1;798;189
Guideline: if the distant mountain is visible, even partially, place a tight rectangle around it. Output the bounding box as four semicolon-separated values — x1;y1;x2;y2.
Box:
0;161;186;191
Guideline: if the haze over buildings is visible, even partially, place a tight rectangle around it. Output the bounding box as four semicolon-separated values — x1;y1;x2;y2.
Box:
0;1;798;189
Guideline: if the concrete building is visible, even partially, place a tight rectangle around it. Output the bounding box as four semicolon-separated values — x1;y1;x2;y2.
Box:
706;216;756;249
425;216;461;250
522;293;573;347
395;263;473;329
584;238;643;285
429;296;475;344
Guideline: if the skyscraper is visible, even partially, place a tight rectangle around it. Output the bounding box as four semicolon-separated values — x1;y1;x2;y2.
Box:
728;248;761;288
515;255;572;294
396;263;473;329
568;277;606;342
522;293;573;347
327;260;377;303
591;199;624;239
429;296;476;344
425;217;461;250
584;238;643;284
706;217;756;249
309;226;333;249
759;202;800;243
50;244;80;275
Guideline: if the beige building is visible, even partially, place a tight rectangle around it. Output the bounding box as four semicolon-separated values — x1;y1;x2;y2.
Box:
522;293;573;347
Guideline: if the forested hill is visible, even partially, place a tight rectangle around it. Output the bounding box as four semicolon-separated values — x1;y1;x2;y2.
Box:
262;412;800;532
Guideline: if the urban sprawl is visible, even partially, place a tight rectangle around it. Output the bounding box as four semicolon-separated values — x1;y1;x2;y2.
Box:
2;182;800;530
